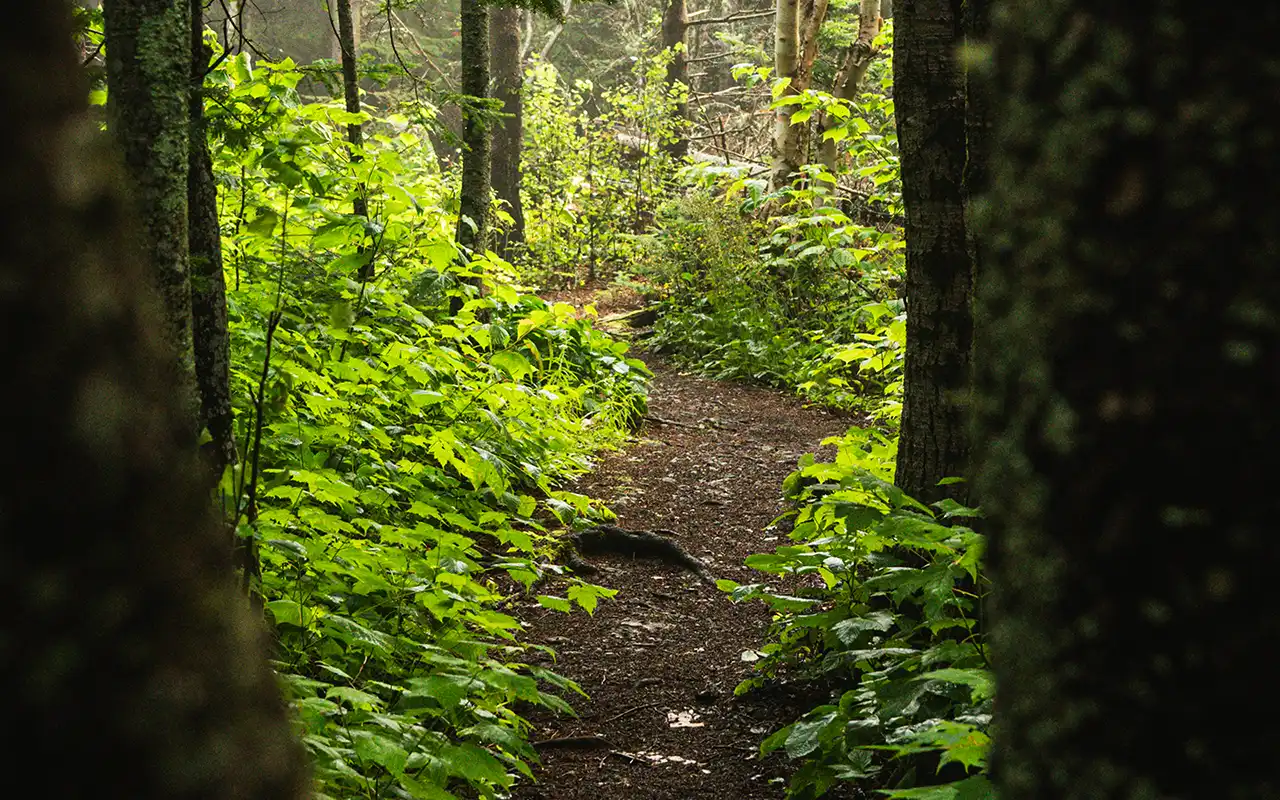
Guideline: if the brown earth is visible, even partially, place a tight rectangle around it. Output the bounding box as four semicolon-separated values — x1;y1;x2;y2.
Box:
510;350;865;800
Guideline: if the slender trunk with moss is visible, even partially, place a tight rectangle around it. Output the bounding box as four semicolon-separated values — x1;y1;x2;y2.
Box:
661;0;689;159
489;5;525;258
103;0;199;436
334;0;371;279
189;0;236;481
771;0;829;189
2;4;309;796
892;0;971;504
457;0;491;257
816;0;881;185
979;2;1280;797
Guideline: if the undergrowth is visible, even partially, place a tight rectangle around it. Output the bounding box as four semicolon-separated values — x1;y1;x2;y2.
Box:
206;52;646;799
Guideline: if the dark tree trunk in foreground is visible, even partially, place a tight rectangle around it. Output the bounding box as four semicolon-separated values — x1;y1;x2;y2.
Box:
489;5;525;258
190;0;236;480
661;0;689;159
0;4;309;796
104;0;199;435
457;0;492;256
892;0;971;504
978;2;1280;797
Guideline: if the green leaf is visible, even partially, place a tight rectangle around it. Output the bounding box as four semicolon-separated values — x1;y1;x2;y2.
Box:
352;731;409;775
536;595;572;613
491;351;534;382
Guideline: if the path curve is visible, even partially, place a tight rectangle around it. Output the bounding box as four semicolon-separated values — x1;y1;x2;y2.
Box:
513;353;855;800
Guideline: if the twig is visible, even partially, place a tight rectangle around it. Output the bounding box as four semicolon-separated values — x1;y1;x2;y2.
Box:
648;415;698;429
602;701;662;725
533;735;612;749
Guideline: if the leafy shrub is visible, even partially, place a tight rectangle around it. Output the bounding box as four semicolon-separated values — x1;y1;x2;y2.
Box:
207;52;647;799
722;430;992;799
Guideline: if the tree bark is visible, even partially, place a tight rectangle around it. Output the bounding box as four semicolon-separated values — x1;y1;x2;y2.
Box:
769;0;801;188
457;0;492;256
979;2;1280;797
770;0;829;188
104;0;199;436
1;3;309;796
816;0;881;183
334;0;371;280
891;0;971;504
489;5;525;257
661;0;689;159
189;0;236;482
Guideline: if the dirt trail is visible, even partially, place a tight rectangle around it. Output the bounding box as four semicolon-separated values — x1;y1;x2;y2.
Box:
513;352;856;800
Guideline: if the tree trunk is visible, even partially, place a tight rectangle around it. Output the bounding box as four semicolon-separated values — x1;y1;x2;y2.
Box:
457;0;491;257
1;4;309;796
489;5;525;258
104;0;199;436
816;0;881;184
661;0;689;159
189;0;236;482
769;0;800;188
891;0;971;504
771;0;829;188
334;0;371;280
979;2;1280;797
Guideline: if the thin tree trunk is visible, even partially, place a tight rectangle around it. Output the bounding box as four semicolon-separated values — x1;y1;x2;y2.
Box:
816;0;881;184
892;0;971;504
490;6;525;258
334;0;371;278
770;0;828;188
2;3;308;795
189;0;236;482
661;0;689;159
979;2;1280;796
541;0;573;60
104;0;199;437
457;0;491;257
769;0;801;188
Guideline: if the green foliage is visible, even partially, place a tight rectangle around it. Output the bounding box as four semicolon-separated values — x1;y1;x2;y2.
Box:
204;51;648;799
521;53;685;285
644;26;904;414
722;430;991;798
721;430;988;798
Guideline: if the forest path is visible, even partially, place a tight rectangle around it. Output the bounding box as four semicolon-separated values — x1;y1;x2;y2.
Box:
512;349;857;800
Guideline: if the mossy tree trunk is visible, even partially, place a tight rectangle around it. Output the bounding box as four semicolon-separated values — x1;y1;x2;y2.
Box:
189;0;236;481
489;5;525;258
661;0;689;159
104;0;199;436
1;3;309;796
978;2;1280;797
892;0;972;504
334;0;372;280
457;0;492;257
816;0;881;186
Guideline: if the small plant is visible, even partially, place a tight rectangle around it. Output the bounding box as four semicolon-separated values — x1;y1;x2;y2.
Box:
723;430;992;799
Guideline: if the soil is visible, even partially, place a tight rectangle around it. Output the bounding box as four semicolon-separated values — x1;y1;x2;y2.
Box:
510;349;864;800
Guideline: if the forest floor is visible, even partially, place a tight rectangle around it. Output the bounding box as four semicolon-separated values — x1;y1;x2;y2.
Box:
511;291;863;800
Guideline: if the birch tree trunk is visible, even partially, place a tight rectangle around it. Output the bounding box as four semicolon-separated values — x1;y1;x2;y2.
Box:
769;0;801;188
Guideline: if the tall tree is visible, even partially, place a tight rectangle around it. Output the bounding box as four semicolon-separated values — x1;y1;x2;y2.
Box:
457;0;492;256
661;0;689;159
333;0;372;279
891;0;971;503
978;1;1280;797
770;0;830;188
190;0;236;480
103;0;199;434
490;5;525;257
816;0;881;186
1;3;308;795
